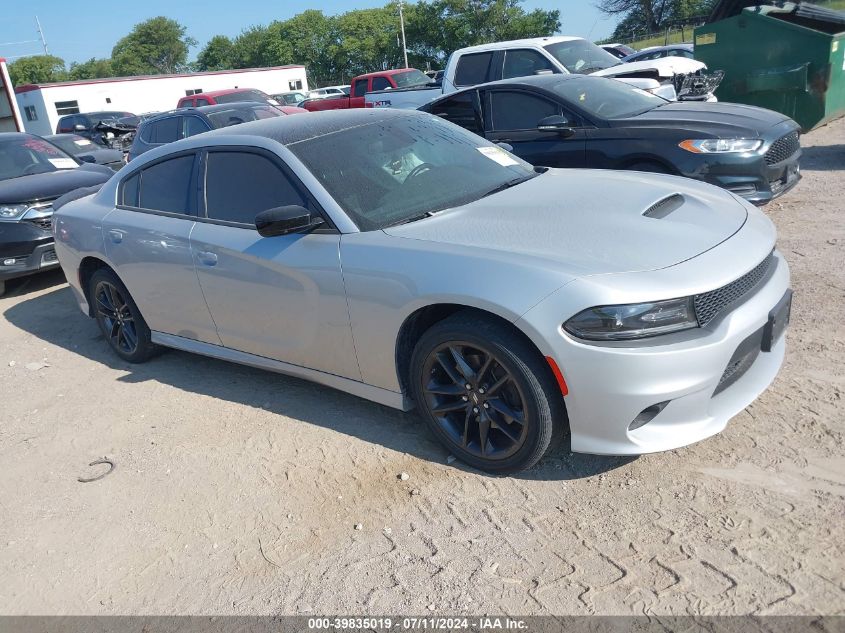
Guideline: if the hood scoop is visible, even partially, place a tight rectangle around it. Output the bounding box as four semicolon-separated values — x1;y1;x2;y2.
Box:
643;193;684;219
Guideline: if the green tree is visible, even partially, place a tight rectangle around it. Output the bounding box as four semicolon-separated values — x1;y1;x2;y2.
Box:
335;7;405;79
196;35;235;71
111;17;197;76
7;55;66;86
265;11;340;84
602;0;714;39
68;58;113;80
230;26;275;68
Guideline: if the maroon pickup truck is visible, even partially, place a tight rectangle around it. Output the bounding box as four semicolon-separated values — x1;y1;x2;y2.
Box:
302;68;431;111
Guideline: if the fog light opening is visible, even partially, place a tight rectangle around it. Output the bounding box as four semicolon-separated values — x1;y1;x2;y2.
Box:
629;400;670;431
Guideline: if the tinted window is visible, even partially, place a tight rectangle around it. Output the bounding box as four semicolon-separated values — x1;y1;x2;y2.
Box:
490;91;559;130
146;117;181;144
213;90;268;104
372;77;392;91
454;52;493;87
204;152;306;224
122;173;139;206
138;155;195;214
428;92;481;134
353;80;367;97
503;49;556;79
184;116;210;137
196;98;210;106
544;40;620;74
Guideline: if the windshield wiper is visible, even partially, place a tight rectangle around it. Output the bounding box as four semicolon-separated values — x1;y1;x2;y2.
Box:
481;174;536;198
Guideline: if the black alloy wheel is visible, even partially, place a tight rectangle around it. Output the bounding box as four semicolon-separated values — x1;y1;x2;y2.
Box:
410;312;565;473
89;268;157;363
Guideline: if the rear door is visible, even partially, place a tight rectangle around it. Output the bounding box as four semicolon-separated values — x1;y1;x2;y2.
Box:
102;152;220;344
189;148;360;379
484;88;587;168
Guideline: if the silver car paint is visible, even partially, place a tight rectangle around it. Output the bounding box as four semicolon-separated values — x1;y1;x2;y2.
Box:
54;114;788;454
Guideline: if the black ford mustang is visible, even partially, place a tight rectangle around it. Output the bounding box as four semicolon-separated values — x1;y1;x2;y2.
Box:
0;133;112;296
420;74;801;205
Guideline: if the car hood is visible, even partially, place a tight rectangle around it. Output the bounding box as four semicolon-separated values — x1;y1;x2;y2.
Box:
0;166;112;205
591;56;706;79
383;169;748;276
615;101;794;136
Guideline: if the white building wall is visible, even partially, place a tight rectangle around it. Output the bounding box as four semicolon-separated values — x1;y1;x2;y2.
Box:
16;66;308;136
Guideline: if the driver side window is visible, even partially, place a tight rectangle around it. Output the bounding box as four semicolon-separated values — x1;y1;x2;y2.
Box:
204;151;308;225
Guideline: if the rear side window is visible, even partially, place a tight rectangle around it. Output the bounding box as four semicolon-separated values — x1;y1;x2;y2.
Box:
136;155;195;214
490;91;559;131
184;116;210;137
454;52;493;87
143;117;182;144
353;80;367;97
122;173;139;207
503;49;556;79
372;77;392;91
195;98;210;106
204;151;307;225
428;92;482;135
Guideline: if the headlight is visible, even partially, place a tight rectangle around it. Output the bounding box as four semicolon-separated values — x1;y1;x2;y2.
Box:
679;138;763;153
0;204;28;220
564;297;697;341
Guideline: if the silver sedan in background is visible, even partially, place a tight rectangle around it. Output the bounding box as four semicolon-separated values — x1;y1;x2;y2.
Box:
53;109;791;472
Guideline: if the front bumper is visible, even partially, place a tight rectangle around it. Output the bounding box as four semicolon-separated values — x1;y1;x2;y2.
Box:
517;246;790;456
0;219;58;281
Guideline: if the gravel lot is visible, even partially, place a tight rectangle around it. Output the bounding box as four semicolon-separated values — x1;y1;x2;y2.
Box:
1;118;843;616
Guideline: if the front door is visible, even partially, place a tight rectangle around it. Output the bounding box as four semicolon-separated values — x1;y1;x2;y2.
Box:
484;89;586;168
189;148;360;380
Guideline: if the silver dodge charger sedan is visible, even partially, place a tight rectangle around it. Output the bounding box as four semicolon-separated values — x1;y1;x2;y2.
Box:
53;109;791;472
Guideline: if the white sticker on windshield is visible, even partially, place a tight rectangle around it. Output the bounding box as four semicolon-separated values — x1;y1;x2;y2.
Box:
477;146;519;167
48;158;78;169
73;139;93;146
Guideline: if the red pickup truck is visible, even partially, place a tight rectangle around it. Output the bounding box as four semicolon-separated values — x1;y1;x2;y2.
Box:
302;68;431;111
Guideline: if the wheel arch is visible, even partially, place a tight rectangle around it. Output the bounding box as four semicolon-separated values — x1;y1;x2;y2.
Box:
394;302;563;405
78;256;117;317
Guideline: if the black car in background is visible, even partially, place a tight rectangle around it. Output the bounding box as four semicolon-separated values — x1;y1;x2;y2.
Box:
127;102;290;161
43;134;125;171
55;111;135;146
0;134;112;295
421;74;801;204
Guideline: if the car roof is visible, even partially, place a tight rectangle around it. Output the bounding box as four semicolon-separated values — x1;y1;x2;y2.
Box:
141;102;273;124
190;88;265;98
203;108;424;146
454;36;582;55
354;69;418;80
630;43;694;54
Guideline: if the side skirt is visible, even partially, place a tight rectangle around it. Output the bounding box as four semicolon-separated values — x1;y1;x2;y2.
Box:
151;331;412;411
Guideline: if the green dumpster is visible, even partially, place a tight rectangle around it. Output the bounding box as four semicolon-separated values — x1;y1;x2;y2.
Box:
694;2;845;131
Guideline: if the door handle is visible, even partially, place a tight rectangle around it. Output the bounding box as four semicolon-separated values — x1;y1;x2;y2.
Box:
196;251;218;266
107;229;123;244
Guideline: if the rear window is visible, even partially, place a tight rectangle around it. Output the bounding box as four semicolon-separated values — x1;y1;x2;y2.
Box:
213;90;269;104
392;70;431;88
454;52;494;87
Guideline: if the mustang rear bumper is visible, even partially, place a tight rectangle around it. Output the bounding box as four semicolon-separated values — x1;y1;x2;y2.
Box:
518;249;790;456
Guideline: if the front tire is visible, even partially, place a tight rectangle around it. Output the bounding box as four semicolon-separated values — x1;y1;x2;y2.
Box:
89;268;157;363
409;312;564;473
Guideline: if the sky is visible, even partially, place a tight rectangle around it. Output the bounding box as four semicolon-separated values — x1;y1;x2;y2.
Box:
0;0;621;66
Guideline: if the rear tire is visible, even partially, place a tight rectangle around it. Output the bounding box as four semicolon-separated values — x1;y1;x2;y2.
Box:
409;311;565;473
89;268;157;363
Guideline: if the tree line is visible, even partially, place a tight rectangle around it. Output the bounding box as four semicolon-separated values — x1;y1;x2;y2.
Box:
7;0;716;88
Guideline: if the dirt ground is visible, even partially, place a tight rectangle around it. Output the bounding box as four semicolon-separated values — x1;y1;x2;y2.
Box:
1;119;843;617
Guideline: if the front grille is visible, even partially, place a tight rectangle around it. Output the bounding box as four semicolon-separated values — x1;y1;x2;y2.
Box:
694;252;774;327
28;217;52;231
764;131;800;165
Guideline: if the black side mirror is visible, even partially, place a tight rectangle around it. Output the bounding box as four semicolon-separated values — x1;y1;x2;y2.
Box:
78;154;97;164
255;205;323;237
537;115;575;137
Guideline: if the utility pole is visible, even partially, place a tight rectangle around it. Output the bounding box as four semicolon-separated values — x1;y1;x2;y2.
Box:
398;1;409;69
35;16;48;54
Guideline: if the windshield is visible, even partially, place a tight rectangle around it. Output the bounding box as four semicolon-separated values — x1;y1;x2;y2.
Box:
544;40;621;74
91;111;133;123
0;137;78;181
288;114;536;230
47;134;98;156
206;105;282;128
214;90;272;105
393;70;431;88
553;76;666;119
